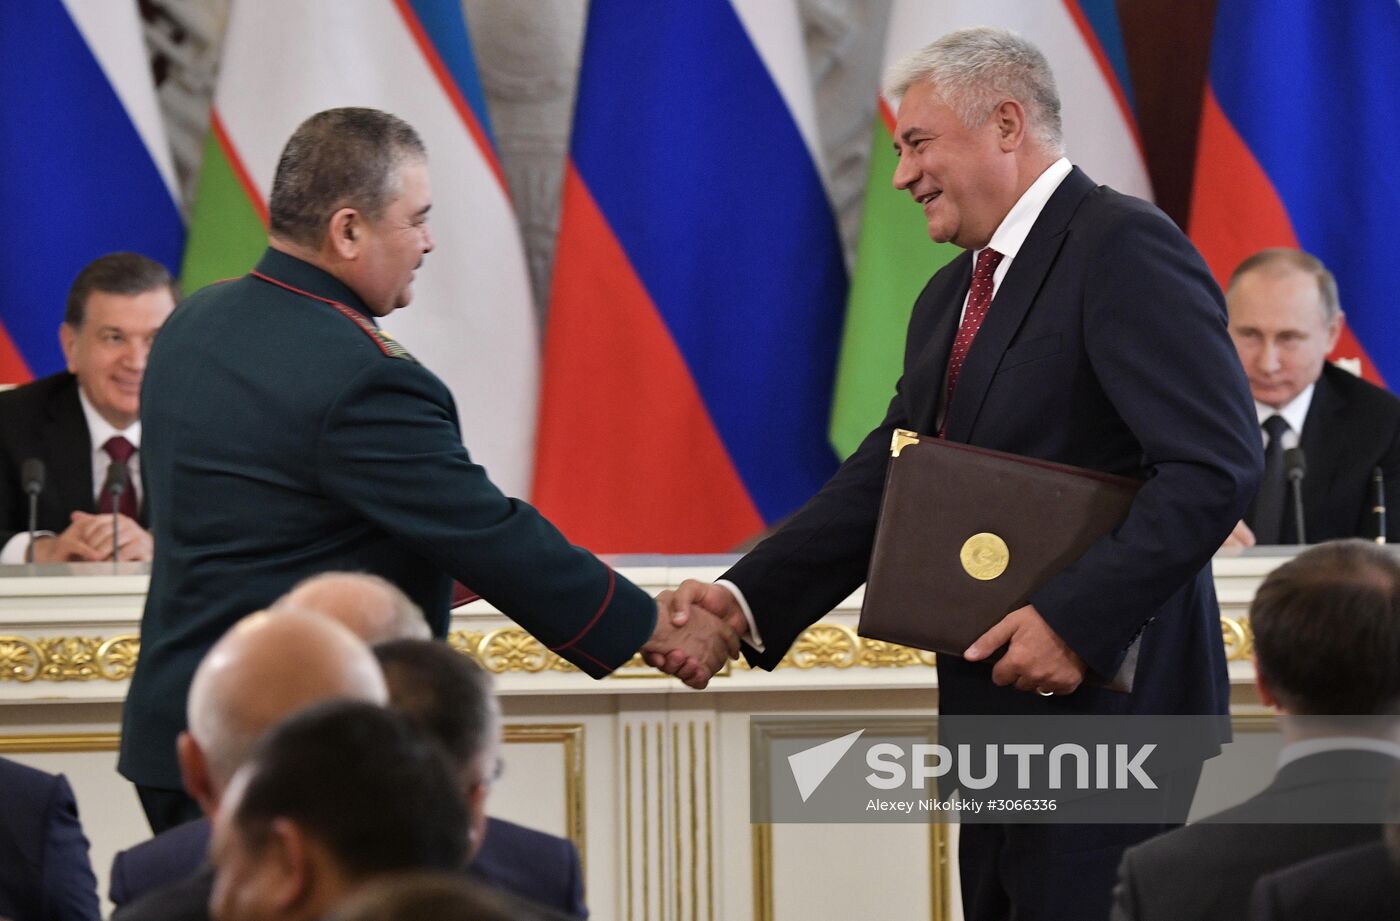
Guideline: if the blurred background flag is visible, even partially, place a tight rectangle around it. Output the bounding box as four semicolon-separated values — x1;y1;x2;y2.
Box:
829;0;1151;457
532;0;848;552
1190;0;1400;385
0;0;184;383
178;0;539;496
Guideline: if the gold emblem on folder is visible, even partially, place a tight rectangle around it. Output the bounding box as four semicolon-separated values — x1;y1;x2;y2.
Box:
960;532;1009;580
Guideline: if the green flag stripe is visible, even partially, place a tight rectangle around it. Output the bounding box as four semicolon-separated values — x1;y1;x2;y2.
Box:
828;115;960;459
179;130;268;293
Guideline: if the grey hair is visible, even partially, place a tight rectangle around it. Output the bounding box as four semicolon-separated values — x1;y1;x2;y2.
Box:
1227;248;1342;322
884;26;1064;155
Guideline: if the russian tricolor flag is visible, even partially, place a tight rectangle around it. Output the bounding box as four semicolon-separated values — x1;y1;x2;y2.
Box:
1191;0;1400;385
533;0;848;552
0;0;184;383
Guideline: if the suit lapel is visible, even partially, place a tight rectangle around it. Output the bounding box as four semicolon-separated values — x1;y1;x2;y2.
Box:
910;254;972;432
1298;369;1344;537
942;168;1094;444
43;377;96;515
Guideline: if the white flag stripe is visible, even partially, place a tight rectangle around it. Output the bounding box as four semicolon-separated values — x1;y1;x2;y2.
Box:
214;0;539;496
63;0;180;200
882;1;1152;202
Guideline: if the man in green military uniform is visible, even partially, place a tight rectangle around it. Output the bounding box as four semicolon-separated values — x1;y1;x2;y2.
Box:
121;108;736;832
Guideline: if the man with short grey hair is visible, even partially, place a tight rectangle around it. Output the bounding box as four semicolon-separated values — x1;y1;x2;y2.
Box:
666;26;1260;921
122;107;739;832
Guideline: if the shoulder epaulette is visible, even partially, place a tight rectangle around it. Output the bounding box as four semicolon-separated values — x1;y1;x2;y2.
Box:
250;271;418;362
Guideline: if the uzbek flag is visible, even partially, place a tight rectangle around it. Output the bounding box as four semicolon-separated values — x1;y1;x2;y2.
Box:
180;0;539;496
0;0;183;383
1191;0;1399;385
532;0;848;552
829;0;1151;456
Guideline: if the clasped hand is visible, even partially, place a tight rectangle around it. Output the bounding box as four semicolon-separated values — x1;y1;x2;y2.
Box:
964;603;1086;695
640;580;750;689
30;510;154;563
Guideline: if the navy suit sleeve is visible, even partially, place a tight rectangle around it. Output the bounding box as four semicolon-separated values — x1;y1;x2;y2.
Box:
39;775;101;921
563;838;587;919
1028;209;1262;676
1380;419;1400;542
316;359;656;676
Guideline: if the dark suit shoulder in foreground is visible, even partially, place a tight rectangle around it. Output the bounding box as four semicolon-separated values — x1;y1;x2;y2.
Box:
0;757;101;921
471;816;586;918
1250;839;1400;921
108;817;210;909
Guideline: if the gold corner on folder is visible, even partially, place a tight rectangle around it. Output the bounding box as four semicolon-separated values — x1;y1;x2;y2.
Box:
891;429;920;457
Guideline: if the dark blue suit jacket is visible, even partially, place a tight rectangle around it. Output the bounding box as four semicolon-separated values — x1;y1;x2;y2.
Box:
0;758;100;921
110;815;585;917
728;168;1261;719
120;248;656;791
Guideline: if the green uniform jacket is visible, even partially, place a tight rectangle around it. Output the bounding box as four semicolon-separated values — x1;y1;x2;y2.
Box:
119;248;656;789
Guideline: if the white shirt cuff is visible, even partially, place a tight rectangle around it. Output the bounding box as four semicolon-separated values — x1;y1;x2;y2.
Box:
1;530;52;564
714;579;765;653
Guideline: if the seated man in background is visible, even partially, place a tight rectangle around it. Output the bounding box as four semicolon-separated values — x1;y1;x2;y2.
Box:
208;701;468;921
273;571;430;643
0;252;176;563
111;610;387;919
1112;539;1400;921
373;639;587;917
1223;248;1400;546
0;757;100;921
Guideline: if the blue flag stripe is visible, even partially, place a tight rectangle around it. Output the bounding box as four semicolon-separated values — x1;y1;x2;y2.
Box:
570;0;847;521
0;0;183;376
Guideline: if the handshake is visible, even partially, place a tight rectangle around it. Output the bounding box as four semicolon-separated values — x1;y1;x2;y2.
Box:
640;580;749;689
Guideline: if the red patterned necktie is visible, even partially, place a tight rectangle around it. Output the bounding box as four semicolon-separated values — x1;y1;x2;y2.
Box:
939;247;1005;437
99;435;139;519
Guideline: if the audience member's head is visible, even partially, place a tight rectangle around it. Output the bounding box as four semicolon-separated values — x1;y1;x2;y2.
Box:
1250;539;1400;716
275;571;429;643
60;252;178;429
268;107;431;318
178;610;387;815
1226;247;1344;410
209;701;469;921
373;639;500;861
325;872;561;921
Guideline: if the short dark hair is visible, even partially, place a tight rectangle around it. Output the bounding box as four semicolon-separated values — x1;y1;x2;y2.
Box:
326;872;562;921
1227;248;1341;322
64;252;177;327
1251;540;1400;715
373;640;499;782
268;107;426;247
230;700;468;877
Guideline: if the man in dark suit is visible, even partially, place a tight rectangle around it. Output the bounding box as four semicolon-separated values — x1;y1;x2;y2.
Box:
121;107;737;833
1112;540;1400;921
204;702;469;921
0;757;101;921
0;252;175;564
1221;248;1400;547
1250;831;1400;920
662;26;1261;921
374;639;587;917
111;609;389;919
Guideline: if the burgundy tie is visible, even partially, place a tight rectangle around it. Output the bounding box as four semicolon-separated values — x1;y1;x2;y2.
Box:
99;435;139;519
940;247;1005;437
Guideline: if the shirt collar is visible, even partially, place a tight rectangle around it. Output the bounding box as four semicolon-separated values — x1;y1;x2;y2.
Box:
253;247;378;323
982;157;1074;262
1277;736;1400;769
1255;383;1314;435
77;386;139;452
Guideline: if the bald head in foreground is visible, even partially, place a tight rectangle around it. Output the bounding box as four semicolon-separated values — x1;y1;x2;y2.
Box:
275;571;430;644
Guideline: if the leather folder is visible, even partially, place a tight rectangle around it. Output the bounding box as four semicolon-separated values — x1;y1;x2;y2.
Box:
858;430;1143;693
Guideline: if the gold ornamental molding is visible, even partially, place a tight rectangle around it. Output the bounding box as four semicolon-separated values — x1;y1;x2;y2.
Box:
0;618;1256;684
0;634;139;682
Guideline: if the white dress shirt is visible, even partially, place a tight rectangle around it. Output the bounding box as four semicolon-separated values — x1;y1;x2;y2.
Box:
725;158;1076;651
1254;385;1312;451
